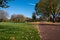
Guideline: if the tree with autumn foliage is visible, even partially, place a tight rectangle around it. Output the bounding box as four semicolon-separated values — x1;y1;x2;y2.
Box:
10;14;25;22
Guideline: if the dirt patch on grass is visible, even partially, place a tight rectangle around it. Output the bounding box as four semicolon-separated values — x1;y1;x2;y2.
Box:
30;22;60;25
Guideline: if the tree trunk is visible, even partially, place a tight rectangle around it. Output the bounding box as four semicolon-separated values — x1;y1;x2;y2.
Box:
53;13;55;23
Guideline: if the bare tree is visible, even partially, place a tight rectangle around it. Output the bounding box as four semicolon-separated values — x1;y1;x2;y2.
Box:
0;10;8;22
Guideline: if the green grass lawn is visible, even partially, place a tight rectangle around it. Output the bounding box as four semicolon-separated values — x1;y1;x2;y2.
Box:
0;22;40;40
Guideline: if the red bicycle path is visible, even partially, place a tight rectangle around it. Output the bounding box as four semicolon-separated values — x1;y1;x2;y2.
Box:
38;24;60;40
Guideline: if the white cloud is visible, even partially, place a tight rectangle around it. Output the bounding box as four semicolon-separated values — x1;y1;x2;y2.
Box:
28;3;35;6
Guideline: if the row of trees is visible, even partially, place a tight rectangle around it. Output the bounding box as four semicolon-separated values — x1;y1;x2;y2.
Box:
0;0;60;23
32;12;60;22
0;0;33;22
0;10;27;22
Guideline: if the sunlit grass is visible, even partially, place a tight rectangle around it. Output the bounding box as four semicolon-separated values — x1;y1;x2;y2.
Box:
0;22;40;40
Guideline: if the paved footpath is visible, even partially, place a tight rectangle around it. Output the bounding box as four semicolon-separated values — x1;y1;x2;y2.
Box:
38;24;60;40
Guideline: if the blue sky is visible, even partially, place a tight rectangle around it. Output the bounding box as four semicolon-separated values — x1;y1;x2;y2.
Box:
1;0;38;18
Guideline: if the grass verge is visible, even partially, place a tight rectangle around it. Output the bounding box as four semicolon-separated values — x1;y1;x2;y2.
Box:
0;22;40;40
